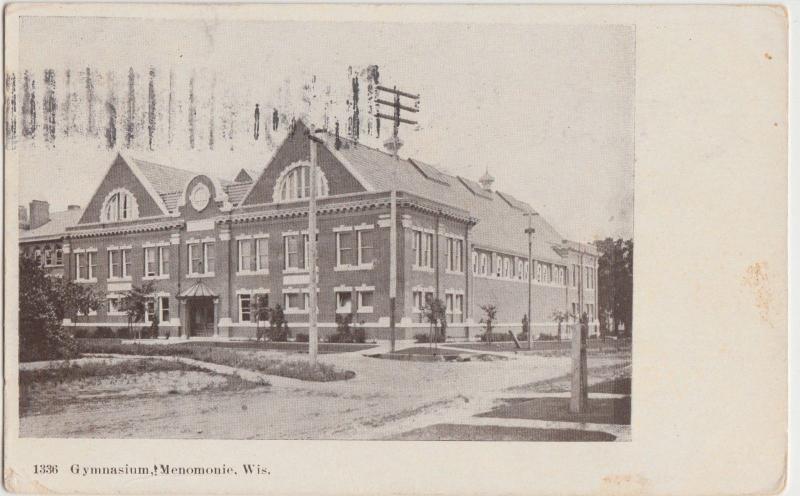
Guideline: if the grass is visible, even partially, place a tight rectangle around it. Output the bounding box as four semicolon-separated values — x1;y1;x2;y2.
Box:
476;397;631;425
20;358;261;417
391;347;468;356
183;340;377;354
452;338;631;353
78;341;355;382
389;424;616;441
20;358;204;386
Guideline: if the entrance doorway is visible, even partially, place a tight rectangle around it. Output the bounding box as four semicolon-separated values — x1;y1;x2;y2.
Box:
189;298;215;337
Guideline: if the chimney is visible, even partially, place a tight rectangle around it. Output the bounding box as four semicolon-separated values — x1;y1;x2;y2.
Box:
67;204;81;211
29;200;50;230
17;205;28;229
478;169;495;192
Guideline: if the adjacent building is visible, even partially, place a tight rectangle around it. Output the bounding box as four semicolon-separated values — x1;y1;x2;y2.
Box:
19;120;599;340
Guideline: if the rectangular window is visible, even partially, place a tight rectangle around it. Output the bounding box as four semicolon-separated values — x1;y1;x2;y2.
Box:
254;294;269;321
412;231;421;266
55;248;63;265
205;243;215;273
454;240;463;272
88;252;97;279
284;291;306;311
445;293;454;322
424;233;433;268
480;253;488;275
256;237;269;271
145;247;158;277
472;251;478;275
75;253;85;280
336;291;353;314
358;290;374;312
160;296;170;323
357;230;373;265
145;300;156;323
573;265;579;287
189;243;202;274
454;294;464;322
109;250;121;278
445;238;453;271
44;248;53;266
239;239;254;271
107;296;122;314
412;290;423;312
239;294;252;322
159;247;169;276
284;234;308;270
337;231;354;266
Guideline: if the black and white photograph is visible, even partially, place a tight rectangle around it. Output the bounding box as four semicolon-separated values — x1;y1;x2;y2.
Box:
12;14;634;442
4;4;789;495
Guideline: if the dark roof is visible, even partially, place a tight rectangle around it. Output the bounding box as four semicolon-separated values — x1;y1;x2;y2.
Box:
130;156;237;211
20;207;83;241
224;182;252;206
318;133;567;262
178;280;217;298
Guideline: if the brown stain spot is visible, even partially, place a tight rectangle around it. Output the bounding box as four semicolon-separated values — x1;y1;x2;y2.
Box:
764;52;773;60
600;474;649;494
4;467;55;494
742;262;774;328
774;122;778;127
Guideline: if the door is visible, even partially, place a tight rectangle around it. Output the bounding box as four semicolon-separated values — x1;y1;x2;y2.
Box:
191;299;215;337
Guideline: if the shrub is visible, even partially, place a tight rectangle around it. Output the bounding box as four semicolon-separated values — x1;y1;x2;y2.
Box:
116;327;131;339
94;327;115;339
328;314;362;343
538;333;558;341
478;332;512;342
517;331;529;342
295;333;309;342
414;332;445;343
353;326;367;344
73;328;89;339
267;305;290;342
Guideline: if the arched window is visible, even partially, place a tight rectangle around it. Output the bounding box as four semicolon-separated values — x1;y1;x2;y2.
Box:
275;163;328;202
102;189;138;222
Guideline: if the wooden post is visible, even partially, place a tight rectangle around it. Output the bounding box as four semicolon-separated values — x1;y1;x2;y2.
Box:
570;308;589;413
308;126;319;365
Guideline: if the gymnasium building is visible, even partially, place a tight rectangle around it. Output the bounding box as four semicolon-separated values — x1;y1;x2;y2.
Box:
19;120;598;340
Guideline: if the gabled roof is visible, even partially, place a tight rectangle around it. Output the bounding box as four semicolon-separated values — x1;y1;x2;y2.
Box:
20;207;83;241
121;154;244;211
315;133;568;262
234;168;260;183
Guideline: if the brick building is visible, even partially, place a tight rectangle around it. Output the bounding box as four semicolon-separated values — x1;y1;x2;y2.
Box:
20;120;599;340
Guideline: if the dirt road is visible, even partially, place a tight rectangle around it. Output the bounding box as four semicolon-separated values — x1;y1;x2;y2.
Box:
20;346;630;439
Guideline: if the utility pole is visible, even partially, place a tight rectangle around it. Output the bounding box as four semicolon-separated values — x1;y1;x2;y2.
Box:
570;242;588;413
376;85;419;352
307;124;324;364
524;212;539;350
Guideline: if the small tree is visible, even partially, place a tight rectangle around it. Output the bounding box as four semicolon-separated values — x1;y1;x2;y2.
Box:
421;297;447;344
120;282;156;339
19;256;77;361
148;314;160;339
550;310;572;341
521;314;530;341
479;304;498;345
268;304;289;342
254;295;271;342
55;278;103;325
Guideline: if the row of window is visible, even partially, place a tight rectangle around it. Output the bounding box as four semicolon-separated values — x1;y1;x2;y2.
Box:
29;245;64;267
105;294;170;323
75;246;172;281
471;250;595;289
411;230;465;272
236;287;376;322
571;302;596;321
411;290;465;322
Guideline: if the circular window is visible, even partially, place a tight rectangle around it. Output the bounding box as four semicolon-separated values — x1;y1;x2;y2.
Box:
190;183;211;211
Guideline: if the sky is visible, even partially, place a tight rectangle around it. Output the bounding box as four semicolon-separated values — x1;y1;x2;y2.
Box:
12;16;634;242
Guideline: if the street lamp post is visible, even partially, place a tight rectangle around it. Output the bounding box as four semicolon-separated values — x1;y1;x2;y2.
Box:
524;212;539;350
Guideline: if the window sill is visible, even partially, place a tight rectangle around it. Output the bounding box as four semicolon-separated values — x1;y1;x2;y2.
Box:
237;270;269;276
334;263;373;272
187;272;215;278
107;311;127;316
445;269;465;275
282;268;309;275
412;266;435;273
108;277;133;282
142;275;169;281
357;307;374;314
284;308;309;315
335;308;353;314
75;278;98;284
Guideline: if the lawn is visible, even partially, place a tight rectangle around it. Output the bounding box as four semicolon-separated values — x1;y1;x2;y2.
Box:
476;396;631;425
182;340;377;354
20;358;260;417
77;341;355;382
450;338;631;353
389;424;616;441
